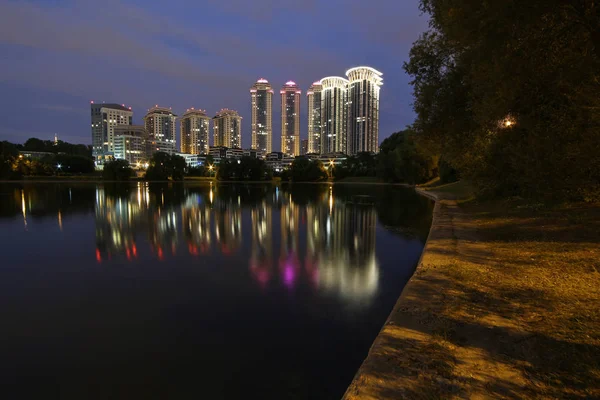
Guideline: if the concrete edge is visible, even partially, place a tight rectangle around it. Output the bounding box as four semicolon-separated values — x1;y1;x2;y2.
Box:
341;187;449;399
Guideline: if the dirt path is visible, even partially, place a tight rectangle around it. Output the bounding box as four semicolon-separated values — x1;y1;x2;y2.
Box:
343;191;600;399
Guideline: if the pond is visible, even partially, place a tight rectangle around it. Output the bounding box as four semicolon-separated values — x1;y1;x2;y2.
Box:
0;182;433;399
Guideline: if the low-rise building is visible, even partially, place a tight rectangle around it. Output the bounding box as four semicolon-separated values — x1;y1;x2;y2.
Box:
176;153;206;168
113;125;147;166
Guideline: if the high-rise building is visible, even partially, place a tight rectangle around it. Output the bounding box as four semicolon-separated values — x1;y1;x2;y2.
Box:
144;106;177;155
346;66;383;154
306;82;322;154
320;76;348;154
250;78;273;153
180;108;211;155
213;109;242;148
300;139;308;155
90;102;133;164
113;125;147;165
280;81;301;156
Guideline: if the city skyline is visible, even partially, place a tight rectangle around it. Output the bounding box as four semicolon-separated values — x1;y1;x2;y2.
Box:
0;1;427;148
89;67;381;160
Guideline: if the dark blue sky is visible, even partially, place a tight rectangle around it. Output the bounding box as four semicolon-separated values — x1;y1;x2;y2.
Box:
0;0;429;148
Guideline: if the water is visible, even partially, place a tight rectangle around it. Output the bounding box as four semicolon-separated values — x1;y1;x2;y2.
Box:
0;182;432;399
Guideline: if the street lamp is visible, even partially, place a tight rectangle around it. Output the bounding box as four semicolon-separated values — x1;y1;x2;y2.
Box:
208;164;214;178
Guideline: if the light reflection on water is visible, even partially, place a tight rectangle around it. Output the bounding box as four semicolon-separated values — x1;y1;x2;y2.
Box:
0;182;432;399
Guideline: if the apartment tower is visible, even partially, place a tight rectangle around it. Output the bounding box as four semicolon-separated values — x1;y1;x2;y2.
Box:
280;81;301;156
180;108;211;155
306;82;322;154
319;76;348;154
250;78;273;153
346;66;383;154
213;109;242;148
144;106;177;155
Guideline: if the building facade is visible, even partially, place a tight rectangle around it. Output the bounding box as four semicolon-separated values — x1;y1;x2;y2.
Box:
280;81;301;156
250;78;273;153
301;139;308;155
213;109;242;149
180;108;211;155
346;66;383;154
113;125;147;165
306;82;322;154
144;106;177;155
320;76;348;154
91;102;133;164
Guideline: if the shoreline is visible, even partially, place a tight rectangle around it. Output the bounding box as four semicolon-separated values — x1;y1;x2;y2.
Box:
342;186;600;399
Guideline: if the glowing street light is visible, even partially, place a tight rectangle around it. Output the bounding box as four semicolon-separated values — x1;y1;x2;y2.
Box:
57;164;62;169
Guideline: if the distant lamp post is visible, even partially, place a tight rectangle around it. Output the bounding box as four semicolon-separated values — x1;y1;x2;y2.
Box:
501;115;516;129
57;163;62;170
208;164;214;178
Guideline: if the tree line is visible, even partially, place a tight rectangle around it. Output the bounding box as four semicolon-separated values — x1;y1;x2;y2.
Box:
403;0;599;201
1;138;94;179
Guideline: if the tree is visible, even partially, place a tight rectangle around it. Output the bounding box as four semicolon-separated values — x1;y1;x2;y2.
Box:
405;0;600;201
289;158;328;182
376;128;438;184
216;157;271;181
145;152;186;181
103;159;133;181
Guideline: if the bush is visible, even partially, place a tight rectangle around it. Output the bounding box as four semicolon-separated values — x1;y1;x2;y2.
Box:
103;159;133;181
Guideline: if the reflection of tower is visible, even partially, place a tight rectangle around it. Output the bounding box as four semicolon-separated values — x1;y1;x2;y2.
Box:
250;201;272;286
280;196;299;258
280;196;300;288
215;201;242;254
181;196;211;255
95;185;146;261
307;189;380;304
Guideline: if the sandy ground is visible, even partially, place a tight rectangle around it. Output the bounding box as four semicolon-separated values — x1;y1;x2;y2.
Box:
343;188;600;399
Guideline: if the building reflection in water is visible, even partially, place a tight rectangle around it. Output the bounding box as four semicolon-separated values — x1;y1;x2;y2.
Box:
92;183;379;303
250;200;272;287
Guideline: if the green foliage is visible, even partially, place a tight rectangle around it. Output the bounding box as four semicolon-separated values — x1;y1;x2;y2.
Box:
55;154;95;174
103;159;133;181
376;129;438;184
216;157;272;181
289;157;328;182
438;157;459;184
405;0;600;201
23;137;92;157
144;152;186;181
333;152;377;180
187;166;208;177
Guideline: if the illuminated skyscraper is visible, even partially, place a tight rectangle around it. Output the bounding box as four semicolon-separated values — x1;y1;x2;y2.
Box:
280;81;301;156
346;66;383;154
319;77;348;154
250;78;273;153
90;102;133;163
213;109;242;148
180;108;211;155
307;82;322;154
144;106;177;155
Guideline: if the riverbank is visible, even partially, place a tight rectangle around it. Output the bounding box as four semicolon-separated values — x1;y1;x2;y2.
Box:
344;182;600;399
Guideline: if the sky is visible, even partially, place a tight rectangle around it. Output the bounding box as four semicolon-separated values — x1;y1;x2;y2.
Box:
0;0;429;148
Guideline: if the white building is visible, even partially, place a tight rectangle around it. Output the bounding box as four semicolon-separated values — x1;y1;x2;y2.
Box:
320;76;349;154
346;66;383;154
90;102;133;164
113;125;147;166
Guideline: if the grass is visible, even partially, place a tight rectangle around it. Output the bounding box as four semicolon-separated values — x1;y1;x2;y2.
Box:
418;180;475;201
344;186;600;399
